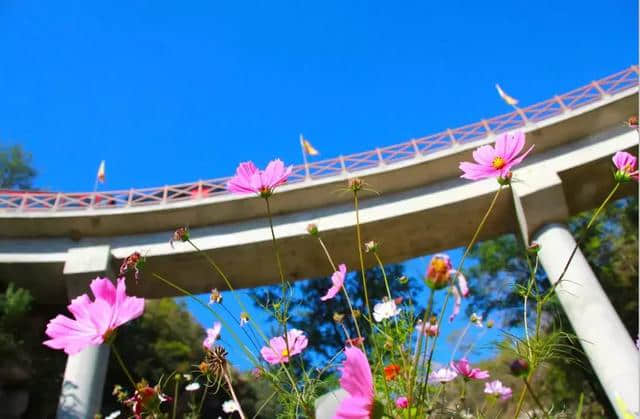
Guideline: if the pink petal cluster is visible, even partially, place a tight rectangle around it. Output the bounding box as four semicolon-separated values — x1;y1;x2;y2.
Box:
427;367;458;384
320;264;346;301
227;159;293;196
484;380;513;400
451;358;490;381
612;151;639;181
203;322;221;349
395;396;409;409
260;329;308;364
415;320;438;337
335;346;374;419
459;131;533;180
44;277;144;355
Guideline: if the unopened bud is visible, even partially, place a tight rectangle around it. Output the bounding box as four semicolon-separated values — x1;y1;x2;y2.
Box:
497;171;513;185
527;242;541;254
306;223;319;236
348;178;363;192
364;240;379;253
510;359;530;377
486;319;494;329
397;275;409;285
333;312;345;323
352;309;361;319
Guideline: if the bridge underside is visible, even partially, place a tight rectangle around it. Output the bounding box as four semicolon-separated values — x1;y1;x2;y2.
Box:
0;126;636;302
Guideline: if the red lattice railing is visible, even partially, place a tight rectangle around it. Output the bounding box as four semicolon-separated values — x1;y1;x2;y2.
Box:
2;66;638;212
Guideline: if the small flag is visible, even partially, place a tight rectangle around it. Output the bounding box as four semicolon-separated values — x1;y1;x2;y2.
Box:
96;160;106;183
301;136;319;156
495;83;519;106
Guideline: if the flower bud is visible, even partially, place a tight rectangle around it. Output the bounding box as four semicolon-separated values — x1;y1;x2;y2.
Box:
348;178;363;192
364;240;379;253
397;275;409;285
333;312;345;323
497;171;513;185
527;242;541;254
209;288;222;304
486;319;494;329
510;359;530;377
306;223;319;236
352;309;361;319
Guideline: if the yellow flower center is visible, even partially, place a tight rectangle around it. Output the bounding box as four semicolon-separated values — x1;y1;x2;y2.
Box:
624;163;633;173
281;348;290;357
431;259;448;274
492;156;506;170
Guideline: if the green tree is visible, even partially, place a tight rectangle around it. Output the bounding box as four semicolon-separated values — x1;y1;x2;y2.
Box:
462;196;638;415
0;144;36;189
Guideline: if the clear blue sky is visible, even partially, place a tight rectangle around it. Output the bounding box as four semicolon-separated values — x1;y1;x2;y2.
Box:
1;2;636;369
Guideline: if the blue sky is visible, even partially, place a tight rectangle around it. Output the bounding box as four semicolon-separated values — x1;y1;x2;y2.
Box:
1;2;636;369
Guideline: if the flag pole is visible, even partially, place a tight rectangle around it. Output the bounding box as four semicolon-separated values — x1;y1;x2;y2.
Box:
300;134;311;180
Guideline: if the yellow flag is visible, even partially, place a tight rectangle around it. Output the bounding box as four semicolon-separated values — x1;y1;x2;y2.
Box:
301;136;319;156
96;160;106;183
495;83;519;106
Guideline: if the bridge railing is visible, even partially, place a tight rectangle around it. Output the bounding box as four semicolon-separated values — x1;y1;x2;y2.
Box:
2;65;638;212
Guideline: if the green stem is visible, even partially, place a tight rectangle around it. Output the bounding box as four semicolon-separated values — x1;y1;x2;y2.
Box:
544;182;620;299
111;343;136;388
223;367;247;419
373;252;392;300
172;374;179;419
353;191;372;324
197;384;207;417
187;239;270;345
408;288;434;415
151;272;259;366
523;378;547;417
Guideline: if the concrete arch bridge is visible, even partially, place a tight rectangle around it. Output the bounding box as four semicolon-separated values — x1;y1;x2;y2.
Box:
0;66;637;418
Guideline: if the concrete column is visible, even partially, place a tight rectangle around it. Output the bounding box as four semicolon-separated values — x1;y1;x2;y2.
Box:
512;168;638;417
534;223;638;416
57;245;115;419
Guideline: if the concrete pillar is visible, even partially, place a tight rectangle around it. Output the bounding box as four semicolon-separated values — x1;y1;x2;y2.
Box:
512;168;638;417
534;223;638;416
57;245;114;419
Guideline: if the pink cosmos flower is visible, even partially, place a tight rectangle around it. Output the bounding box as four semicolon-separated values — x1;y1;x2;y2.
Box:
612;151;639;182
395;396;409;409
451;358;490;380
427;367;458;384
484;380;513;400
320;264;346;301
227;159;293;197
335;346;375;419
459;131;533;181
203;322;221;349
260;329;308;364
44;277;144;355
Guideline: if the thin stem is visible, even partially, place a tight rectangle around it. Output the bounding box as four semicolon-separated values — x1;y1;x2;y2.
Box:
172;375;179;419
197;384;208;417
187;239;270;345
264;198;292;353
545;182;620;298
373;252;392;300
450;321;472;363
252;391;276;419
523;378;547;417
353;191;372;323
111;343;136;388
151;272;259;366
223;367;247;419
408;288;434;412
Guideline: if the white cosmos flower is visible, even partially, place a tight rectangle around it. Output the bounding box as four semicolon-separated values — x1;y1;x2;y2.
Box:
222;400;239;413
373;300;401;322
105;411;121;419
185;382;201;392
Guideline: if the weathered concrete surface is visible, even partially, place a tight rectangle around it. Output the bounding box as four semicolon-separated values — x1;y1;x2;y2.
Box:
0;88;635;239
